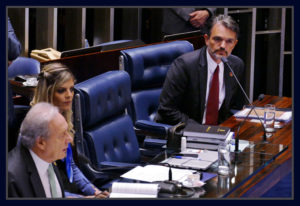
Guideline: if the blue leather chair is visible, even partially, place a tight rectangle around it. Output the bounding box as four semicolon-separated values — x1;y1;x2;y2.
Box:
120;40;194;146
8;57;40;78
7;57;39;150
8;83;29;151
74;70;152;186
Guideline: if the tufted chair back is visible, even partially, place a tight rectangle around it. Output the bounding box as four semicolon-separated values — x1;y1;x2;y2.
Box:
8;57;40;78
74;71;140;168
120;40;194;123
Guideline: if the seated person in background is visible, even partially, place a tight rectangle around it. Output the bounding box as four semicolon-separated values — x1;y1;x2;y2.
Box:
8;17;21;65
30;63;109;198
156;15;245;126
8;102;72;197
162;8;216;35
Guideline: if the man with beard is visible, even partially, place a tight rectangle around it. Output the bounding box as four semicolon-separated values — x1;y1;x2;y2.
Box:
155;15;246;126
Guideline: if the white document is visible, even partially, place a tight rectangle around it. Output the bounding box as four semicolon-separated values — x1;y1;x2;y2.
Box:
180;159;213;170
229;139;249;152
234;107;292;122
110;182;159;198
121;165;195;183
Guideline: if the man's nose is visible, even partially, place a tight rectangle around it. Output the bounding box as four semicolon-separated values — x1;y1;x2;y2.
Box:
66;133;73;143
220;40;226;48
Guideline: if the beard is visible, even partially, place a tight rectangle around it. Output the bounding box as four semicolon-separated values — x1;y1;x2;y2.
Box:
207;46;228;61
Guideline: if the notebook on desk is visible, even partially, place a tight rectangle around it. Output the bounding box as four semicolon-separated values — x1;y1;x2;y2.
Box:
161;158;213;170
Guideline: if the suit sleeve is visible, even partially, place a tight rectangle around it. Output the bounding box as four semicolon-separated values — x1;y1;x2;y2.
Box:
8;176;22;197
156;58;191;125
170;8;196;22
71;158;96;196
205;8;216;18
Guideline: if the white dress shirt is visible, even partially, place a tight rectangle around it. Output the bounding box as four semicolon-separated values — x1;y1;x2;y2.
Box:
202;49;225;124
29;150;63;198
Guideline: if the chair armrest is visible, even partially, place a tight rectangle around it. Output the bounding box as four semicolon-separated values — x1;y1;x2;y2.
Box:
77;161;115;187
76;153;124;187
143;138;167;148
100;161;139;170
135;120;171;138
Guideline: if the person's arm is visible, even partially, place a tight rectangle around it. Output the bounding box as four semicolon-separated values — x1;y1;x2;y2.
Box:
70;159;109;198
156;57;193;125
8;17;21;61
170;8;196;22
204;8;216;18
70;158;95;195
189;10;210;28
8;177;21;197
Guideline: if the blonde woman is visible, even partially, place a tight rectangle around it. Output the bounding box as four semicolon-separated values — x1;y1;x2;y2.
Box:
31;63;109;198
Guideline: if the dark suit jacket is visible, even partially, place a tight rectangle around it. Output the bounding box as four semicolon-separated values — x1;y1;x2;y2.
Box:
155;46;245;125
8;145;65;198
162;8;216;35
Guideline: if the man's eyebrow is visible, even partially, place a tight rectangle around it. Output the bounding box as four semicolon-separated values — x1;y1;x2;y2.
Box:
213;36;234;39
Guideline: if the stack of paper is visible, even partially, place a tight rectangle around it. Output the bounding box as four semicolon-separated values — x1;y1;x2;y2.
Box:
234;107;292;122
121;165;195;183
110;182;159;198
183;123;232;151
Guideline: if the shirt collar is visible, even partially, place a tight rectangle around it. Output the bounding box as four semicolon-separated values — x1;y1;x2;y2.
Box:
206;48;224;73
29;149;51;175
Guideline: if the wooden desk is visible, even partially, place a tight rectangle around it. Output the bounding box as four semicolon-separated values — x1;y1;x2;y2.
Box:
143;95;292;198
10;36;204;103
41;36;205;84
9;80;35;105
220;95;292;197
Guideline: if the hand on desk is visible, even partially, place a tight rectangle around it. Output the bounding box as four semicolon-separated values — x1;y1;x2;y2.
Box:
94;189;110;198
81;190;109;198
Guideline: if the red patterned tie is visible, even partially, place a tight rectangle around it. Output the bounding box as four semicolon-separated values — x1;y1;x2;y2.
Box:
205;65;219;125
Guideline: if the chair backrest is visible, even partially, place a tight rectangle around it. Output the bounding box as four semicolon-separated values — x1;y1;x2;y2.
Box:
74;71;140;168
8;83;30;151
120;40;194;122
8;57;40;78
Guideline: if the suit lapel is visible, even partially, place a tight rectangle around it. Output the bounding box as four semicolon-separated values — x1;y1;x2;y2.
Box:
198;46;208;121
21;146;47;197
223;62;233;108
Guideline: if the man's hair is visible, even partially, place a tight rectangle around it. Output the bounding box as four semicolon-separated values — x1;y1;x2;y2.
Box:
207;14;240;39
19;102;59;149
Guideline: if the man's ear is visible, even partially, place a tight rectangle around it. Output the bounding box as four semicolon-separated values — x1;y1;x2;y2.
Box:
233;39;238;48
36;136;47;151
204;34;209;45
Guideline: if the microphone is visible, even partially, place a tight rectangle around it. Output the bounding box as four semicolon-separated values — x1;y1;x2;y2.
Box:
168;164;172;181
221;57;268;151
221;57;251;104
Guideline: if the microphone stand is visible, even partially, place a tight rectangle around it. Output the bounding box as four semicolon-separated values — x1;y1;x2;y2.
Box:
221;57;268;154
234;94;266;152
